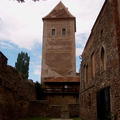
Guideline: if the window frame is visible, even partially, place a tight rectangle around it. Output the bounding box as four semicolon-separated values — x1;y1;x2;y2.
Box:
62;28;66;36
51;28;56;36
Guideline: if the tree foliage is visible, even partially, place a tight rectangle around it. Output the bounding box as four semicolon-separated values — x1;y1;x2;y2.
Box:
35;82;45;100
15;51;30;79
17;0;43;2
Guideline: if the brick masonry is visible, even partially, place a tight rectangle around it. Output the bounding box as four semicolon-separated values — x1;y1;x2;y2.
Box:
41;2;76;82
0;64;36;120
79;0;120;120
28;100;79;118
43;77;80;105
41;2;80;108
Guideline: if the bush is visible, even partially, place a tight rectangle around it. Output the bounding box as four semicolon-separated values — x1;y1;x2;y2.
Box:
35;82;45;100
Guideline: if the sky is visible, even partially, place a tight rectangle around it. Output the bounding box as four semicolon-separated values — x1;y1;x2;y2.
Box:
0;0;105;83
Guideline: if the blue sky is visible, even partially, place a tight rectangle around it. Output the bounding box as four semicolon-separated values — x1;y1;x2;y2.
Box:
0;0;105;82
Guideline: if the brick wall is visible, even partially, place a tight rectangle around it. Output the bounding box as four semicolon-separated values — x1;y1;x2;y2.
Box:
28;100;79;118
46;95;78;105
0;65;36;120
80;0;120;120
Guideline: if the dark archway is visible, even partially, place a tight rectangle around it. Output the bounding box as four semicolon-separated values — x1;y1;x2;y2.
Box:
97;87;111;120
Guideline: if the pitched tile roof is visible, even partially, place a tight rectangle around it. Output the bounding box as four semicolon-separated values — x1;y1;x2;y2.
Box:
44;77;80;83
43;1;75;20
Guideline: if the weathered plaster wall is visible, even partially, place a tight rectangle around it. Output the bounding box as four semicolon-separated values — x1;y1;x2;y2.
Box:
41;19;76;81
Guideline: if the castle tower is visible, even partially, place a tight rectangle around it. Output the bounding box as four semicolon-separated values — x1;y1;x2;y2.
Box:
41;2;76;82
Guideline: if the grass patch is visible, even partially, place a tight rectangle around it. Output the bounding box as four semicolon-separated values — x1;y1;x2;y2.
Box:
19;117;50;120
73;118;82;120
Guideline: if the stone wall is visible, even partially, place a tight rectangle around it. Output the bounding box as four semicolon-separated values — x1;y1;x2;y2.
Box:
29;100;62;118
45;95;78;105
41;19;76;81
117;0;120;20
41;2;76;82
69;104;79;118
79;0;120;120
43;77;80;105
0;65;36;120
0;64;79;119
28;100;79;118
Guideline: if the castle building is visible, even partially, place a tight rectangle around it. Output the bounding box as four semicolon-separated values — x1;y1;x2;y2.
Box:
41;1;76;82
41;2;80;106
79;0;120;120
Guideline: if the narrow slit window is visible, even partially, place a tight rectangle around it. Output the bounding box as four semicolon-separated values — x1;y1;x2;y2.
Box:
101;47;106;70
86;65;88;83
52;29;55;36
91;52;95;78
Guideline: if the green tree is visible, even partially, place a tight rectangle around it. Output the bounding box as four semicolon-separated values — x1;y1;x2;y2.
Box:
15;51;30;79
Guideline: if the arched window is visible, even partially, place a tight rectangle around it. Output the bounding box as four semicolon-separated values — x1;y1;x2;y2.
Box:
83;64;86;88
88;93;92;108
100;47;106;70
86;64;88;83
83;64;88;87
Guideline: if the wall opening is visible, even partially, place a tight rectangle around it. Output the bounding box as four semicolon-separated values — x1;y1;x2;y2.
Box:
91;52;95;78
62;28;66;36
52;28;55;36
96;87;111;120
100;47;106;71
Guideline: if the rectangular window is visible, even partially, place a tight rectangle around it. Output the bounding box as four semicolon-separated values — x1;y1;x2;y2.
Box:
52;29;55;36
62;28;66;36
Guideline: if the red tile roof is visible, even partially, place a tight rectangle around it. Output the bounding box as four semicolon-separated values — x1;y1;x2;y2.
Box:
44;77;80;83
43;1;75;20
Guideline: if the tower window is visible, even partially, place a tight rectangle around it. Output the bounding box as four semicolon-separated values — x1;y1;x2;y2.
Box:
51;29;55;36
62;28;66;36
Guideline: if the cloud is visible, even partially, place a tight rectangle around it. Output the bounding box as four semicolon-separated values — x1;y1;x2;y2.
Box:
75;33;90;57
0;40;18;50
33;65;41;75
76;48;83;57
76;33;90;48
0;0;105;82
0;16;42;49
29;61;41;82
0;0;105;50
0;0;43;49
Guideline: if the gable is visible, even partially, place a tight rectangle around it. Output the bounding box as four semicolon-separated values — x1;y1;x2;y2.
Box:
43;2;75;20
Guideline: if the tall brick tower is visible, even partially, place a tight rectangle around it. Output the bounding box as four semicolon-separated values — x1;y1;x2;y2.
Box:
41;2;76;83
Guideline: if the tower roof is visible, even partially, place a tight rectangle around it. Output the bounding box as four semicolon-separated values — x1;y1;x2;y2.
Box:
43;1;75;20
